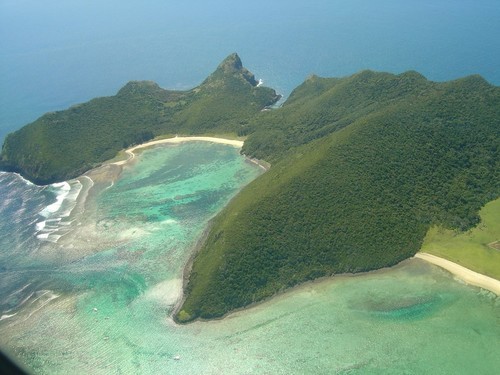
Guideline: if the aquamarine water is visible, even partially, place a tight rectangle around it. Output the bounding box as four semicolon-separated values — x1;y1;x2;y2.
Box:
1;0;499;141
0;142;499;374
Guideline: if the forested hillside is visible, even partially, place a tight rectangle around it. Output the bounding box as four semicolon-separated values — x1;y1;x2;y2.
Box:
176;72;500;322
0;53;279;184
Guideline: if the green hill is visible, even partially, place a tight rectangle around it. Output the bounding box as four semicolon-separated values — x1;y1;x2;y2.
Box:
0;53;280;184
176;72;500;322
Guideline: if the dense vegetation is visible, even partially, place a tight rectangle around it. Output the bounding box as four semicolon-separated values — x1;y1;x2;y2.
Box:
176;71;499;322
1;55;498;322
0;53;279;184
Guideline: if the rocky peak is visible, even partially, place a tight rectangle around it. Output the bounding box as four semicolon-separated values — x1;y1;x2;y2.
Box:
204;53;258;87
217;52;243;72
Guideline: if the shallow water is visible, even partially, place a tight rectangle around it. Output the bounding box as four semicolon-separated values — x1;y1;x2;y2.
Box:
0;143;499;374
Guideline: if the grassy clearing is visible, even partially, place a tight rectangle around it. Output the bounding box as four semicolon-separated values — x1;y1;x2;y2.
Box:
420;198;500;280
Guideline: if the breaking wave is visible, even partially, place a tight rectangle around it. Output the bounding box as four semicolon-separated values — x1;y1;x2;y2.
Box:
35;179;83;242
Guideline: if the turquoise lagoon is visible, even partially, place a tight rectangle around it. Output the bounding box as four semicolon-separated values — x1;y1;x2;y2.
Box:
0;142;498;374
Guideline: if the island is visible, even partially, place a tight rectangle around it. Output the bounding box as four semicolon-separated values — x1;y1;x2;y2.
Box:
1;54;498;323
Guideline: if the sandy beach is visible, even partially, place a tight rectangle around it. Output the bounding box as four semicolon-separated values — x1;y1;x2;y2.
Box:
415;252;500;295
112;136;244;166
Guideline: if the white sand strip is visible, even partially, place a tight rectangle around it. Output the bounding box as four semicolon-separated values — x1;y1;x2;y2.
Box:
112;136;244;166
130;136;243;151
415;252;500;295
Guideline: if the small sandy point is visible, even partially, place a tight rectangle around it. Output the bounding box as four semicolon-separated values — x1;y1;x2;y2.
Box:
415;252;500;295
112;136;244;166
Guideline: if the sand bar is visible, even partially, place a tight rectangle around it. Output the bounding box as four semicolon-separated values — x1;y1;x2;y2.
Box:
415;252;500;295
112;136;244;166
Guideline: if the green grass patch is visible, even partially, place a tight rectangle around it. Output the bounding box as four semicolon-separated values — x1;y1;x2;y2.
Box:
420;198;500;280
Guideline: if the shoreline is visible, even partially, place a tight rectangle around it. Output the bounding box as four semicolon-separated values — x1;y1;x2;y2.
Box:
176;253;500;324
246;157;270;171
414;252;500;295
173;258;421;324
171;219;215;323
112;136;244;166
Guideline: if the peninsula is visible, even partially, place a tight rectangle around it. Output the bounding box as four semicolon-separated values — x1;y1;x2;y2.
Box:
0;53;279;184
1;54;498;323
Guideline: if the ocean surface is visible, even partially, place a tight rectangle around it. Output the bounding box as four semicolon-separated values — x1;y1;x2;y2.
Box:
1;1;500;374
1;0;500;142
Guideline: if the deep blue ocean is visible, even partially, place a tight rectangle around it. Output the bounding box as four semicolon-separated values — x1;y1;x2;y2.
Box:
1;0;499;142
1;1;500;374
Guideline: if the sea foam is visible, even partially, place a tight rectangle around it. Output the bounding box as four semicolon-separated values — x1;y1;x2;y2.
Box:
35;179;83;242
12;172;35;186
0;312;18;321
39;182;71;217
